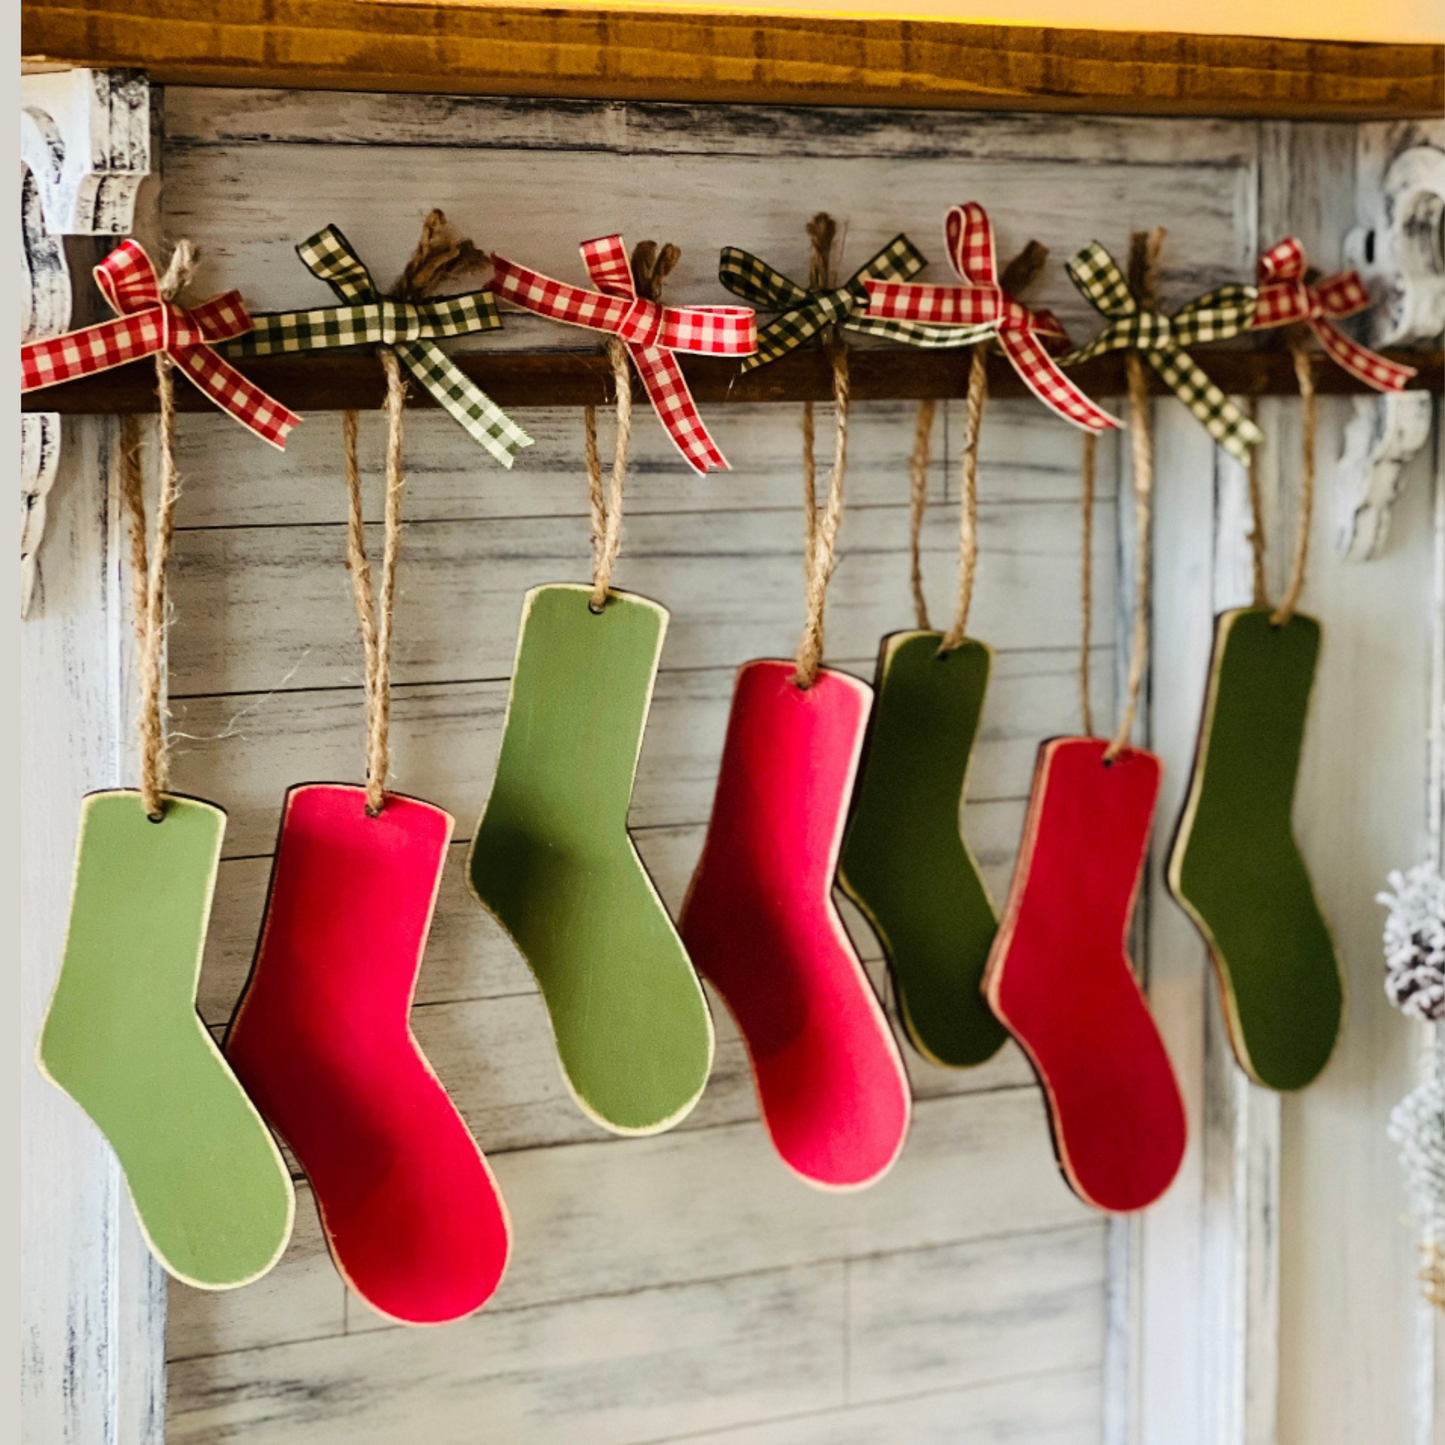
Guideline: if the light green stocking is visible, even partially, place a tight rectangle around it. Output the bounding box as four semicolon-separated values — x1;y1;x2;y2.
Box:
469;585;714;1134
39;791;295;1288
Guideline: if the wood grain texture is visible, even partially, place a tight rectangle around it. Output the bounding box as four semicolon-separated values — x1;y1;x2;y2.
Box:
162;498;1117;698
171;1097;1098;1362
22;3;1444;118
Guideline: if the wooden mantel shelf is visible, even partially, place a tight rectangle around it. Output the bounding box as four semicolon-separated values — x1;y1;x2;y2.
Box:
23;346;1444;416
22;2;1444;120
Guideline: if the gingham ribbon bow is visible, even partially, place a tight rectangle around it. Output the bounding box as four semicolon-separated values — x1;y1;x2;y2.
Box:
719;234;933;370
490;235;756;474
1062;242;1263;462
861;204;1119;433
226;225;533;467
1252;237;1416;393
20;240;300;449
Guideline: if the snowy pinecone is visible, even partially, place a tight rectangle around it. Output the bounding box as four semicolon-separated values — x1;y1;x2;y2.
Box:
1378;864;1445;1022
1390;1076;1445;1235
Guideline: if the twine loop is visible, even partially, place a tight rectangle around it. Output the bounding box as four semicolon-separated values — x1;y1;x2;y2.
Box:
908;399;937;630
1242;331;1316;627
339;213;486;815
793;214;852;689
1078;431;1097;738
911;241;1049;656
1102;227;1164;764
115;241;200;821
583;240;674;609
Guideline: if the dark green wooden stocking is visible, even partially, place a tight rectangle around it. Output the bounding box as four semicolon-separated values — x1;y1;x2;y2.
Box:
1168;606;1343;1090
838;631;1007;1068
468;585;714;1135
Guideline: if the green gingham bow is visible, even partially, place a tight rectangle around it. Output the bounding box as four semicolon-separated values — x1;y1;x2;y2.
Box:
226;225;533;467
1061;242;1263;462
719;234;939;370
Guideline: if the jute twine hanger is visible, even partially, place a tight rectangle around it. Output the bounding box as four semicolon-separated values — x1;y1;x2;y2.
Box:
1245;340;1317;626
582;241;677;613
117;242;198;823
794;213;853;690
907;241;1050;654
340;211;491;817
1077;226;1162;764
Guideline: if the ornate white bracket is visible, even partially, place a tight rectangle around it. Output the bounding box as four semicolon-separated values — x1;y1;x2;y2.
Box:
1338;138;1444;562
20;69;150;618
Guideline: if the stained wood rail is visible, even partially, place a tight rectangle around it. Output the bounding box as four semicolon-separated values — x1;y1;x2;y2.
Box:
23;2;1445;119
22;347;1445;415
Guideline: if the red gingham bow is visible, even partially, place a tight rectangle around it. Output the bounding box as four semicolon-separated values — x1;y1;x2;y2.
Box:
20;241;300;449
862;203;1120;433
1252;238;1416;393
490;236;756;473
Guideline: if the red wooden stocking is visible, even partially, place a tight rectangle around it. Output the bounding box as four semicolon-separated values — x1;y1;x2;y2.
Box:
984;738;1186;1213
681;661;911;1190
226;784;511;1323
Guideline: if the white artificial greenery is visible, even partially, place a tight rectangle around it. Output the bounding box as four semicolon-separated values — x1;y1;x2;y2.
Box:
1378;863;1445;1022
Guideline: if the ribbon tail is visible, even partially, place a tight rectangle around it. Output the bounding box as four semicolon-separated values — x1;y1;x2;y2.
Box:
1308;318;1415;393
1001;331;1120;432
630;344;727;474
21;313;162;391
170;344;301;450
397;340;535;468
746;303;829;370
1146;346;1262;464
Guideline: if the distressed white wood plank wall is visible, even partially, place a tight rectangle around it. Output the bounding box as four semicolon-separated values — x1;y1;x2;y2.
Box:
1263;121;1445;1445
136;88;1429;1445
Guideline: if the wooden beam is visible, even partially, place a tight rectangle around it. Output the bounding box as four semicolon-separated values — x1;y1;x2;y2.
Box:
22;3;1444;120
23;347;1444;416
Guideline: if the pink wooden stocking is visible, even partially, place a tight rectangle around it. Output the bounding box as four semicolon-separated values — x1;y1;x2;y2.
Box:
227;784;511;1324
681;661;911;1190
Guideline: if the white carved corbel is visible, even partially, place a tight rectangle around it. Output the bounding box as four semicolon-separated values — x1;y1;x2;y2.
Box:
1337;137;1444;562
20;69;150;617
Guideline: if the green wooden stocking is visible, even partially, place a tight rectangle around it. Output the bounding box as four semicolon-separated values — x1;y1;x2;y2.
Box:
838;631;1007;1067
468;585;714;1134
38;791;295;1289
1168;607;1343;1090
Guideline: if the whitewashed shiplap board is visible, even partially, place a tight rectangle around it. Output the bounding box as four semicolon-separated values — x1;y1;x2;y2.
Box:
0;85;1392;1445
153;86;1169;1445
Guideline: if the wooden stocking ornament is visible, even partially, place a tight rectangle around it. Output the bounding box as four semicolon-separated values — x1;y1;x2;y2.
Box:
227;320;511;1325
986;236;1187;1212
469;305;714;1136
985;738;1186;1211
468;584;714;1134
1169;349;1343;1090
683;662;910;1188
227;785;509;1323
682;215;910;1189
38;390;294;1291
838;377;1007;1069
